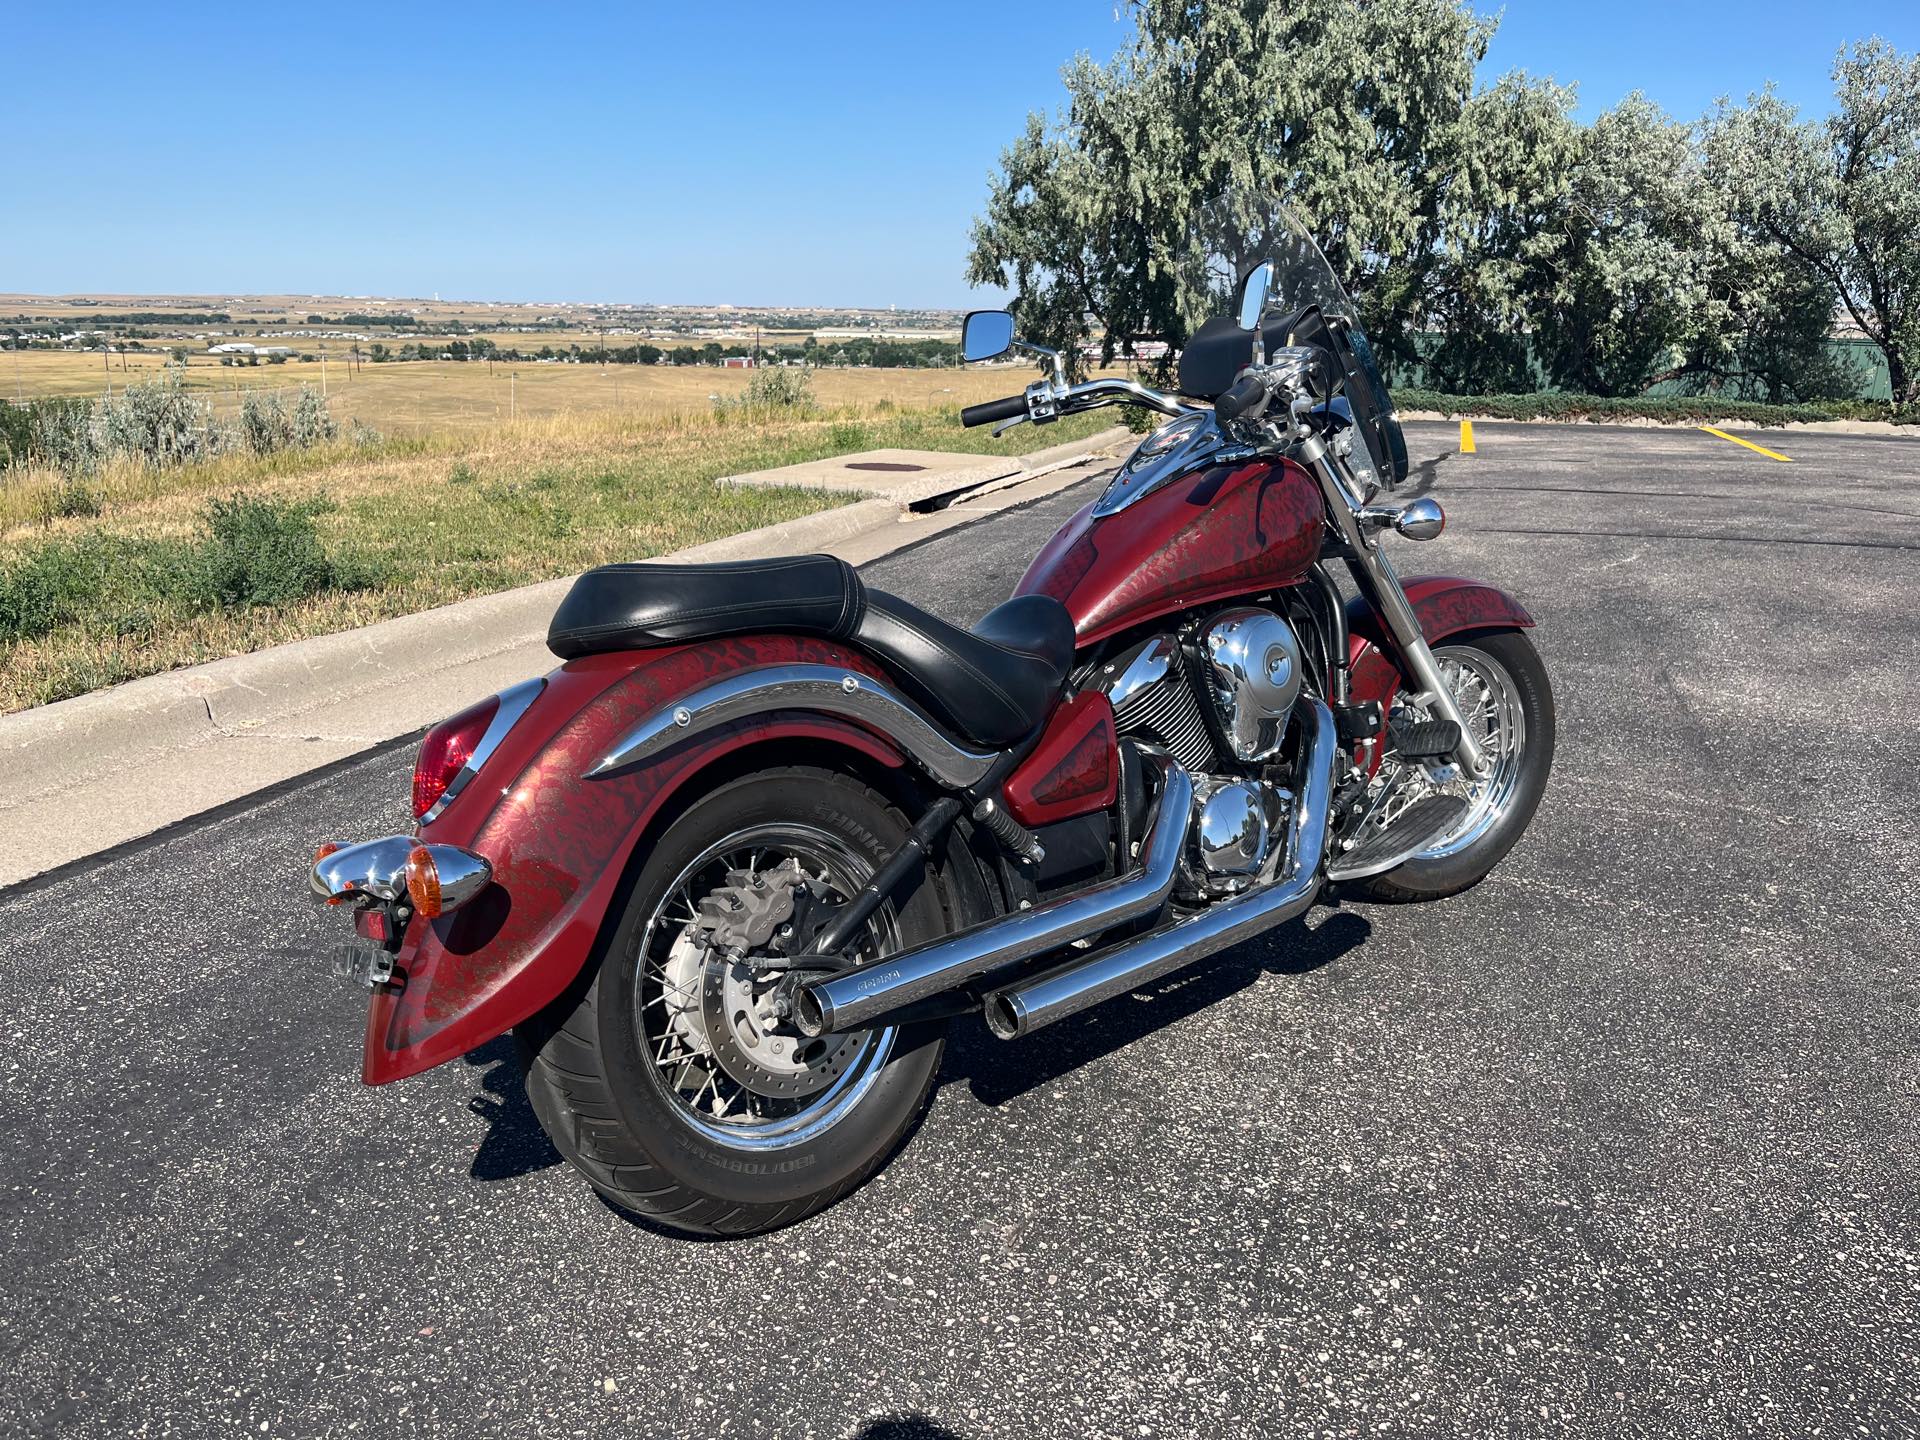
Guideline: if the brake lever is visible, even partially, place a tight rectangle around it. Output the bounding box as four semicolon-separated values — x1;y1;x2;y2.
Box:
991;415;1031;438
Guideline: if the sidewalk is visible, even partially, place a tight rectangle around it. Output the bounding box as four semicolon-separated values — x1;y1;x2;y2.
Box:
0;428;1129;887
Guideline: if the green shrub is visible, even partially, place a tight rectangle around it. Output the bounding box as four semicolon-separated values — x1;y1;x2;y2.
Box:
0;535;121;643
0;400;31;467
827;421;868;450
1391;388;1917;427
189;493;338;609
714;365;816;414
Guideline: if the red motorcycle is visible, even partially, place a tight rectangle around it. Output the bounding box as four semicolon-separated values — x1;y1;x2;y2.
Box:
310;204;1553;1235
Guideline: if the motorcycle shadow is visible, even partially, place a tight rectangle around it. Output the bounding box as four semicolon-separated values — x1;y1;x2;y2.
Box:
463;1034;563;1182
944;908;1372;1110
456;911;1371;1190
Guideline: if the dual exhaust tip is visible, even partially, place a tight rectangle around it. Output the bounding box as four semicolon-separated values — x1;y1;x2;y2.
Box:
799;697;1339;1043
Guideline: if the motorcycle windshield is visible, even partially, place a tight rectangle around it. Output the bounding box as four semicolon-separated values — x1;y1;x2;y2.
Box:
1183;193;1409;490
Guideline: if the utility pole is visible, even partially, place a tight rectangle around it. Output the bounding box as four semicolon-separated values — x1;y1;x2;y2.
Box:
510;370;516;421
320;347;328;399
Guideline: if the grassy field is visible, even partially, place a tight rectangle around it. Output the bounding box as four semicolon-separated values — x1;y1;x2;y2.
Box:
0;399;1115;713
2;349;1080;435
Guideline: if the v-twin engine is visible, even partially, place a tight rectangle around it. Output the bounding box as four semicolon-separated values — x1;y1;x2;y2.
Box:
1093;606;1310;889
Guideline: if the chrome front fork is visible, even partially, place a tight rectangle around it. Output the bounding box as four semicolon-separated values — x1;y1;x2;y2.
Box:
1295;431;1490;778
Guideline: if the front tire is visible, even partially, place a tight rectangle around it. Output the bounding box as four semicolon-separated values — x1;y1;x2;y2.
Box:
518;767;949;1237
1354;628;1555;902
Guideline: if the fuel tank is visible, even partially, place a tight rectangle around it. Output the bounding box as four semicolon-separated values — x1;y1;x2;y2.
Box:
1015;421;1324;644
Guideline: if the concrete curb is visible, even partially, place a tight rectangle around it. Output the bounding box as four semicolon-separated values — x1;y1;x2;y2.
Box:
0;430;1131;887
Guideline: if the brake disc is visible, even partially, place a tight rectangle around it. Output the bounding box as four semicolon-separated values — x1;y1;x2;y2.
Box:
698;959;861;1099
686;858;862;1099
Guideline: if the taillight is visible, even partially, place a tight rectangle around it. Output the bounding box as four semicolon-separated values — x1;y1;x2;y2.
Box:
412;695;499;819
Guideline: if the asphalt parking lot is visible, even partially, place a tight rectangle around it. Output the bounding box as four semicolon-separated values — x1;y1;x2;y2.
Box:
3;419;1918;1438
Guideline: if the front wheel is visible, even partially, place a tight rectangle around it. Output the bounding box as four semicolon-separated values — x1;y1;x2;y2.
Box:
518;767;949;1237
1352;628;1555;902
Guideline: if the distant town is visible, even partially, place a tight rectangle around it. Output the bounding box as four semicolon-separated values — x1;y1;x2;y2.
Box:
0;292;1160;373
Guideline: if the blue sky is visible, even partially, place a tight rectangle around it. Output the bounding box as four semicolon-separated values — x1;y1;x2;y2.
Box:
2;2;1912;307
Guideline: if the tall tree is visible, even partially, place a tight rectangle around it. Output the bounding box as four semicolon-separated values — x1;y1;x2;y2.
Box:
1528;95;1717;396
966;0;1494;379
1412;71;1581;393
1705;40;1920;405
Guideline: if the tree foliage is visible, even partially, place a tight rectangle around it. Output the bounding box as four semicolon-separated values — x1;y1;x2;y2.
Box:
970;6;1919;402
1704;39;1920;403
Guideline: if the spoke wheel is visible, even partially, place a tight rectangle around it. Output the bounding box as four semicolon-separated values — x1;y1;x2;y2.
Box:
516;766;952;1236
636;824;898;1149
1349;629;1555;903
1374;646;1529;861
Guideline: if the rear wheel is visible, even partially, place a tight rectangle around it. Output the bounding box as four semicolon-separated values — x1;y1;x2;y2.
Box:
1352;628;1555;901
518;767;948;1236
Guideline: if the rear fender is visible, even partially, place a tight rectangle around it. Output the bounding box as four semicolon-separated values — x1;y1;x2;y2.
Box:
363;635;912;1084
1345;576;1534;760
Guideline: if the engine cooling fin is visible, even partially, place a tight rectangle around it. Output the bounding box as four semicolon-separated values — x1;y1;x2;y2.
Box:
1325;793;1470;882
1110;648;1214;773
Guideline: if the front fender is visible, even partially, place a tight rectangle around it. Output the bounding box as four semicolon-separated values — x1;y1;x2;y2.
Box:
363;636;907;1084
1345;574;1535;715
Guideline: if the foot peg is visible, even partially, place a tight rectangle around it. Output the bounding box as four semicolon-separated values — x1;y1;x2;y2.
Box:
1386;717;1460;761
1326;794;1470;882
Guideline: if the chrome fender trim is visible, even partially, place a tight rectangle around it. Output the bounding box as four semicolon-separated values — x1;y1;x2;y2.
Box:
588;664;998;790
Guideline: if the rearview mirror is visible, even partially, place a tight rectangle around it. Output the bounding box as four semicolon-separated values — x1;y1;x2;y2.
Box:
961;309;1015;363
1236;262;1276;332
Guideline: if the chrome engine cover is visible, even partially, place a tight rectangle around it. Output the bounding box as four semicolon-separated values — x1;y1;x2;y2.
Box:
1188;777;1291;893
1201;607;1305;762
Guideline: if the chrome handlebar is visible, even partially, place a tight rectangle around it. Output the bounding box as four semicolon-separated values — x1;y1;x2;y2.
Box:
991;374;1200;435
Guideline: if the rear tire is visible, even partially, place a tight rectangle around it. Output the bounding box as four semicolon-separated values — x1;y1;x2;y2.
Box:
1353;628;1554;902
518;767;949;1237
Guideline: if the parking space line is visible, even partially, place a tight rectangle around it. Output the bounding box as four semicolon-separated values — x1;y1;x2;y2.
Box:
1699;426;1793;462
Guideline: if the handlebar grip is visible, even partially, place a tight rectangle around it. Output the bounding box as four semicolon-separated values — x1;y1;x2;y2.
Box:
1213;372;1269;424
960;394;1030;428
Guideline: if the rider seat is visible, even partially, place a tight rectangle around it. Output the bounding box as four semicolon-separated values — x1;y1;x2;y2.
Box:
547;555;1076;749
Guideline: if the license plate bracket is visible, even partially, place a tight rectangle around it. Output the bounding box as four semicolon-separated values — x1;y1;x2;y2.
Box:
331;940;398;991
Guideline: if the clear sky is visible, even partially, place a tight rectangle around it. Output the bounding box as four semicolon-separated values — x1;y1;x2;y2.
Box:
2;2;1912;307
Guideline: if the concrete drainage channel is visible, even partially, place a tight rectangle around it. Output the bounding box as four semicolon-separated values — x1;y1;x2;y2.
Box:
717;426;1131;513
0;426;1132;889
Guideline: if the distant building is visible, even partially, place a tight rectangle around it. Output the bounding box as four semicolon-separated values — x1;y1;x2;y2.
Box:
721;355;756;368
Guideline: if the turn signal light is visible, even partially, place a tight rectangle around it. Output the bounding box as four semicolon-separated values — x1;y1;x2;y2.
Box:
412;696;499;819
313;841;342;864
405;846;444;918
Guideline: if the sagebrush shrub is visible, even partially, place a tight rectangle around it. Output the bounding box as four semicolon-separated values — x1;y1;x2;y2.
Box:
239;389;295;455
100;369;224;468
714;365;816;415
30;397;103;475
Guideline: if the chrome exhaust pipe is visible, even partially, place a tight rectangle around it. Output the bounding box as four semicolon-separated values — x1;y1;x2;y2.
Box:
982;698;1337;1041
793;759;1194;1037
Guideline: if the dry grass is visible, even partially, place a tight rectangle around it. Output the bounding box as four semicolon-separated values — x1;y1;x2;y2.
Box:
2;350;1127;434
0;400;1114;712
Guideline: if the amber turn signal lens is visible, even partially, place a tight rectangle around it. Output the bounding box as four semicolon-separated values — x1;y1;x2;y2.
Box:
405;845;443;918
313;841;341;864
